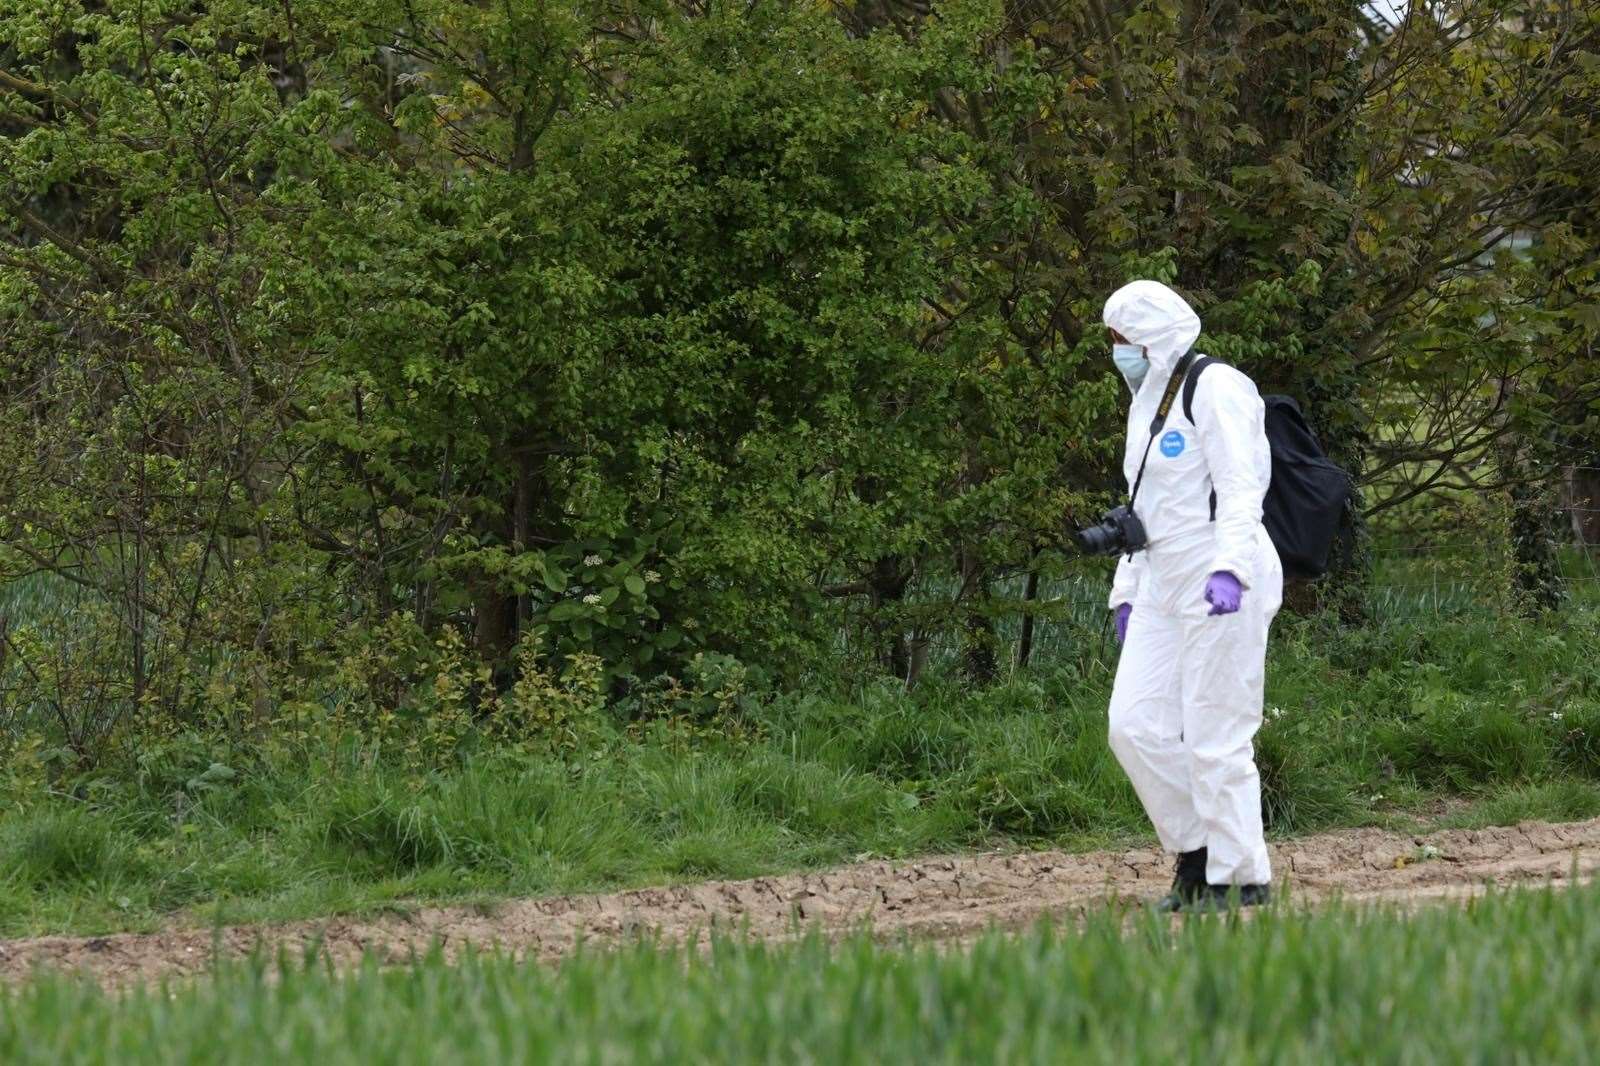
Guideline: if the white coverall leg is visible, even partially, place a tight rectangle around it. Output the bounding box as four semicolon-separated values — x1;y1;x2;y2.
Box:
1099;280;1283;888
1109;535;1281;885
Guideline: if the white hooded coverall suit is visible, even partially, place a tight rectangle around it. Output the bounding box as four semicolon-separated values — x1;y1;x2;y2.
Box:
1103;281;1282;887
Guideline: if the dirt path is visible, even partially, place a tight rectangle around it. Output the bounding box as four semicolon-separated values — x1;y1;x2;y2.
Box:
5;816;1599;987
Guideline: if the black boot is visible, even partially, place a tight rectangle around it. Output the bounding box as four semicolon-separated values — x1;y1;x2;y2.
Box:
1185;882;1271;913
1153;847;1208;912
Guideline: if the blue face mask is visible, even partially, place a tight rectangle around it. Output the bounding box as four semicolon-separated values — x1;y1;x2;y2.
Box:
1112;343;1148;389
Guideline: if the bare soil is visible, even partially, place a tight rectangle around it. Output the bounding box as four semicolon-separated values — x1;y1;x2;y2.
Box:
5;816;1598;988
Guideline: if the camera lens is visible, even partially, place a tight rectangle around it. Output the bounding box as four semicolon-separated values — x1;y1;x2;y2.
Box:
1074;521;1119;556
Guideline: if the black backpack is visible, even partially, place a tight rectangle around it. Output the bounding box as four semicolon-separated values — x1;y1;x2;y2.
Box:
1183;358;1354;580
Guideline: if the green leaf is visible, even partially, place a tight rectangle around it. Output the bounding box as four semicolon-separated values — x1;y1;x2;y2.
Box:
547;601;582;622
186;762;236;793
624;574;647;597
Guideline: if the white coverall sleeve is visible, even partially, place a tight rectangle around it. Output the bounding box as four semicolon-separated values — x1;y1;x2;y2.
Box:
1194;369;1270;589
1109;551;1144;608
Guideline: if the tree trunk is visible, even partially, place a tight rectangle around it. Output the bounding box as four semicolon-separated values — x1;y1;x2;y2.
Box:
1016;557;1041;670
959;549;998;685
962;609;998;685
473;580;518;662
867;554;913;679
1565;464;1600;548
1501;437;1566;614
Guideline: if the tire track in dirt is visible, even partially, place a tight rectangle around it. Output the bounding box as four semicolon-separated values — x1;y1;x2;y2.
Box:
5;816;1599;987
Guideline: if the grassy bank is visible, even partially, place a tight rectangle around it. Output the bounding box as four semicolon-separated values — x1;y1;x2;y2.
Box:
3;608;1599;937
6;882;1600;1062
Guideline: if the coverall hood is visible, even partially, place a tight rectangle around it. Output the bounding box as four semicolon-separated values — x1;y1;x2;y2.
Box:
1102;280;1203;383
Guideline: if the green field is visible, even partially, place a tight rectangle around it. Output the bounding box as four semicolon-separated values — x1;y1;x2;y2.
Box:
5;882;1599;1064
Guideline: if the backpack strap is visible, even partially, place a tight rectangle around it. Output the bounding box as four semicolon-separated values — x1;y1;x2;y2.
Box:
1181;355;1219;425
1180;355;1221;523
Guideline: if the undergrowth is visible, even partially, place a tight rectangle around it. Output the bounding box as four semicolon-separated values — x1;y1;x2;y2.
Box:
2;609;1598;936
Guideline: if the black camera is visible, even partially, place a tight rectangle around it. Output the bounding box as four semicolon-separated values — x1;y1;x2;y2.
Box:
1073;505;1148;556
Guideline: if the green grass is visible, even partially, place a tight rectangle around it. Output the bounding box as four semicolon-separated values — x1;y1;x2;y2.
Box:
3;607;1599;938
6;882;1600;1063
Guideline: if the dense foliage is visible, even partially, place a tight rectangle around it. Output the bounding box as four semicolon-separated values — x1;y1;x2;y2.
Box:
2;0;1598;769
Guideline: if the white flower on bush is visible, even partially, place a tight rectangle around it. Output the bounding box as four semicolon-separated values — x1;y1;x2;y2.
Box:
645;570;662;584
583;554;604;567
582;593;603;607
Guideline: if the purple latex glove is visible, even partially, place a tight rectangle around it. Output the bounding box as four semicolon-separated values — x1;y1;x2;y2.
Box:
1204;571;1243;616
1114;602;1132;644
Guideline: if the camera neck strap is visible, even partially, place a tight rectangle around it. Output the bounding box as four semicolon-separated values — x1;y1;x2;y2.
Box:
1126;351;1198;513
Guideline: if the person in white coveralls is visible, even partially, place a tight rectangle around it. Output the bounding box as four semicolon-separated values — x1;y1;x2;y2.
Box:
1100;280;1282;911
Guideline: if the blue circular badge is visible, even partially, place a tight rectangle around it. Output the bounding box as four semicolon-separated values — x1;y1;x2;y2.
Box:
1159;430;1186;457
